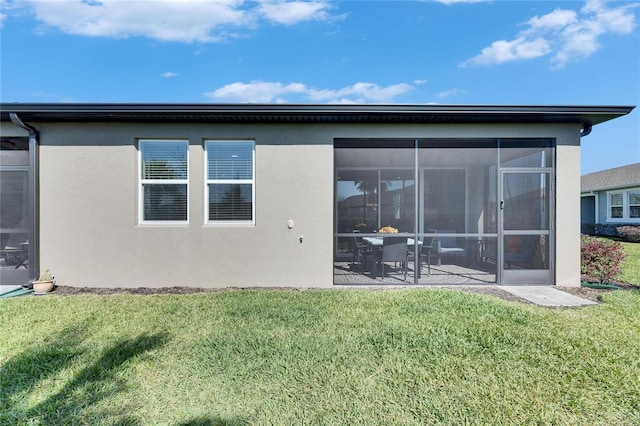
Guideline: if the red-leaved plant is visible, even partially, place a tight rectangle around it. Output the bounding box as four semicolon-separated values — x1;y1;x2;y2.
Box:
581;235;626;283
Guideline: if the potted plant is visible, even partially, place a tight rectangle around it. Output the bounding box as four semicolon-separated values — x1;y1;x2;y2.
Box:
33;269;55;294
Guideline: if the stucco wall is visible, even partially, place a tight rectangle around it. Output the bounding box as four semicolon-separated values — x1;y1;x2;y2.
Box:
36;122;333;287
555;126;582;287
32;121;582;288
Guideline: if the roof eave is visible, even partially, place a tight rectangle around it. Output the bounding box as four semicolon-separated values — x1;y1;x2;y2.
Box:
0;103;635;125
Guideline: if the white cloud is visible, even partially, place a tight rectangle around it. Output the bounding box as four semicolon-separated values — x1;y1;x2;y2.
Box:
10;0;338;43
1;0;22;27
162;72;179;78
462;37;551;66
256;1;334;25
438;88;469;98
206;81;307;103
528;9;577;29
582;0;636;33
462;0;637;68
204;81;414;103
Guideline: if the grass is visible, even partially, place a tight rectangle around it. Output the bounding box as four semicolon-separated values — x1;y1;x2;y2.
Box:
2;289;640;425
618;240;640;284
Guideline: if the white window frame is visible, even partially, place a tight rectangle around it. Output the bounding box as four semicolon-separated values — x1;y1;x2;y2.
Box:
629;189;640;220
607;187;640;223
138;139;189;225
204;140;255;226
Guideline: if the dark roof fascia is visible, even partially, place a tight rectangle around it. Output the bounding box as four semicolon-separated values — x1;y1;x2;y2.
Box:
0;103;635;125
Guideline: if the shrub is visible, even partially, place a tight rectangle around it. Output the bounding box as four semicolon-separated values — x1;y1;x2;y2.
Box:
616;225;640;243
581;235;626;283
595;224;620;237
581;223;596;235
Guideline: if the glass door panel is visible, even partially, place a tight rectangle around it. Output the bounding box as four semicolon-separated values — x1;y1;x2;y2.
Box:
501;171;553;284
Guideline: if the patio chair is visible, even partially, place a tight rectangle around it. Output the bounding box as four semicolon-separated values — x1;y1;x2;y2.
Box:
378;236;408;280
351;231;371;273
407;230;435;277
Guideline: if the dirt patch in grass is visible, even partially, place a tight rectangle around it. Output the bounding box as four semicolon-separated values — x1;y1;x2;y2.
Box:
46;283;640;306
50;285;268;296
48;284;533;304
558;283;639;302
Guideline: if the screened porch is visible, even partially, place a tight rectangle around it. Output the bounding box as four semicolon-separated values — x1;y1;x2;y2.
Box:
333;138;554;285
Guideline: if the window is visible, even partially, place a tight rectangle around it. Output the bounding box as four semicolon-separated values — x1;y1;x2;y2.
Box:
139;139;188;223
205;140;254;224
608;189;640;222
630;191;640;219
610;193;623;218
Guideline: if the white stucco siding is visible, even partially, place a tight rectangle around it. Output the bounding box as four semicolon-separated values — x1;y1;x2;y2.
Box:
35;121;582;288
555;125;583;287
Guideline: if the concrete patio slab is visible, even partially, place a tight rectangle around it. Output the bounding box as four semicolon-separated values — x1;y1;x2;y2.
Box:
501;286;597;307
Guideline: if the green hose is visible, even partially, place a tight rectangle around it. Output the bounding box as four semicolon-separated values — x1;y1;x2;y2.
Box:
581;282;621;290
0;287;35;299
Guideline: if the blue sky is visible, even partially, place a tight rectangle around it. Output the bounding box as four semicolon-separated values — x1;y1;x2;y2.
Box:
1;0;638;174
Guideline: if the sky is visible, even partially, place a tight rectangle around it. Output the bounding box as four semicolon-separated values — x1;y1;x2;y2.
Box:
0;0;638;175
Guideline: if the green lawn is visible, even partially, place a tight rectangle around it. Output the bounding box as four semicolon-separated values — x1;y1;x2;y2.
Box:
619;240;640;284
2;290;640;425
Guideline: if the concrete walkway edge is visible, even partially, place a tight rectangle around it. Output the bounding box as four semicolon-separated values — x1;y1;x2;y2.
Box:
501;286;597;307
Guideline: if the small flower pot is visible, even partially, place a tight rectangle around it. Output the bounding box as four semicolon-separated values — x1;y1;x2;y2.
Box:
33;280;55;294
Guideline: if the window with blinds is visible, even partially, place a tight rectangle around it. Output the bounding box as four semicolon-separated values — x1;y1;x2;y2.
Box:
206;140;254;224
139;140;188;223
609;192;624;219
607;189;640;222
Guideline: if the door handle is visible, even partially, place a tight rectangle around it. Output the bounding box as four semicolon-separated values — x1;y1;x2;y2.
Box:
500;200;504;210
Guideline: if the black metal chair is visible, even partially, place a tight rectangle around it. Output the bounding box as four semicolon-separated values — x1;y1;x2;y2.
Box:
352;231;371;273
421;232;435;275
378;236;408;280
407;230;434;278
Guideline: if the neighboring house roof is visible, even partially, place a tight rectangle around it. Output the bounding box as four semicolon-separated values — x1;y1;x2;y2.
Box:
581;163;640;192
0;103;635;126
